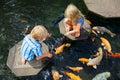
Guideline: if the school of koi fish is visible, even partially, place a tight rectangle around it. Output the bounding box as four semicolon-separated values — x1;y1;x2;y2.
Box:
49;20;120;80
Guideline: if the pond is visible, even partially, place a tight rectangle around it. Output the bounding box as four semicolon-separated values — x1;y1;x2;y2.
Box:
0;0;120;80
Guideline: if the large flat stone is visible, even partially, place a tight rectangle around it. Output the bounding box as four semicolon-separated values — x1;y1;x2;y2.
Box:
7;41;50;76
58;19;91;40
84;0;120;18
58;19;76;40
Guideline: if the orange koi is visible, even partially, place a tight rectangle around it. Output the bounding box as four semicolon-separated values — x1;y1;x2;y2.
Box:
84;18;92;25
66;66;83;72
105;52;120;58
24;25;30;34
62;70;82;80
52;69;62;80
55;43;71;55
92;29;98;36
78;58;90;63
100;37;111;52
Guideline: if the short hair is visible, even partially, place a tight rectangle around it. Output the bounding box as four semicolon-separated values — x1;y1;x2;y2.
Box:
30;25;49;40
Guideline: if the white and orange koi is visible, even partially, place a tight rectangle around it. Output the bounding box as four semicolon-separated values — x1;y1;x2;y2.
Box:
78;47;103;69
91;52;100;57
87;47;103;69
92;26;116;37
100;37;111;52
52;69;62;80
92;29;98;36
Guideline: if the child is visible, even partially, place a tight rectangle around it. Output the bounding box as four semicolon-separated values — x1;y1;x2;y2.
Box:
20;25;52;64
64;4;91;40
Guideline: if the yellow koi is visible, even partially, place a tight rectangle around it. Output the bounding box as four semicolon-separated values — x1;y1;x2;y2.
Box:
100;37;111;52
62;70;82;80
55;43;71;55
84;18;92;25
78;58;90;63
66;66;83;72
92;29;98;36
52;69;62;80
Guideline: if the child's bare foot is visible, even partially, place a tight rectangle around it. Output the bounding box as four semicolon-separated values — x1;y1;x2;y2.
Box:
22;58;26;64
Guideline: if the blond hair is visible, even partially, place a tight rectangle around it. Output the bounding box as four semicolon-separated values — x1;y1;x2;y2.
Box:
64;4;84;25
30;25;49;40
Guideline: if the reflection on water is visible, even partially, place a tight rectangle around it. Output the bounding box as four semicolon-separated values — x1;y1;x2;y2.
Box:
0;0;120;80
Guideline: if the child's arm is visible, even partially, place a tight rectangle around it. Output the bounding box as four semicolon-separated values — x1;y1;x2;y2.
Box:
64;23;81;37
64;29;76;36
35;53;52;60
64;18;72;32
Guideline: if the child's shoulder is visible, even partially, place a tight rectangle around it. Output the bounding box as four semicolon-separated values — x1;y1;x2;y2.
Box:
77;17;84;23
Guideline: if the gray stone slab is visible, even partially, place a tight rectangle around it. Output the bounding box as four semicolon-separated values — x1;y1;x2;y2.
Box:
7;41;50;76
58;19;91;40
58;19;76;40
84;0;120;17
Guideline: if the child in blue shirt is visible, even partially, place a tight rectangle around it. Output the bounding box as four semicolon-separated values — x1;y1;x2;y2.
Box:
20;25;52;64
64;4;91;40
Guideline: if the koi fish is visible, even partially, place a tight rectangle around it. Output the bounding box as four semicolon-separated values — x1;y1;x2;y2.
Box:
87;47;103;69
62;70;82;80
92;30;98;36
78;58;90;64
55;43;71;55
52;69;62;80
100;37;111;52
78;47;103;69
92;26;116;37
92;72;111;80
84;18;92;25
66;66;83;72
91;52;100;58
24;25;30;34
105;52;120;58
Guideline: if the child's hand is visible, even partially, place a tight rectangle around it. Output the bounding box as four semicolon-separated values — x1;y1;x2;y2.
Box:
47;53;53;58
21;58;26;64
64;32;70;36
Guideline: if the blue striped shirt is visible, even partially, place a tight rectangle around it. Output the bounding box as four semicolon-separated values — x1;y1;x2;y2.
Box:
20;34;42;61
